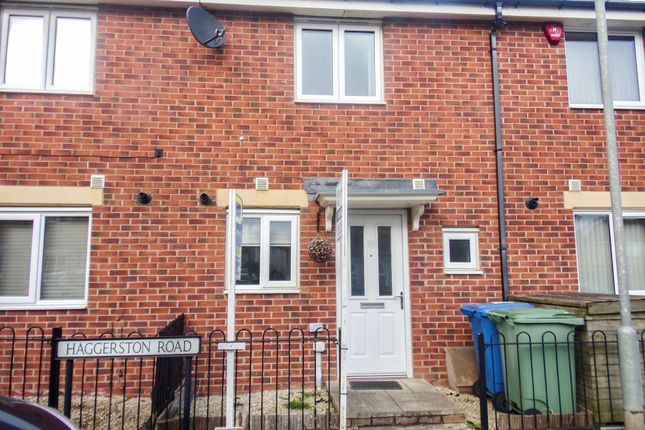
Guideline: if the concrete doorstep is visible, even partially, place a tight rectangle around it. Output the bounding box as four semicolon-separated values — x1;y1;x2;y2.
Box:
330;379;467;429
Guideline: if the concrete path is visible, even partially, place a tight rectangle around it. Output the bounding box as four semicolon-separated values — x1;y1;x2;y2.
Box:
330;379;466;429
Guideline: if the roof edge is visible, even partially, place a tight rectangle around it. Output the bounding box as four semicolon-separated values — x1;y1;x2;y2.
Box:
7;0;645;23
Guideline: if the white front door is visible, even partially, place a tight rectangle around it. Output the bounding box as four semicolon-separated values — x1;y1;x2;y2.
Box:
347;213;408;377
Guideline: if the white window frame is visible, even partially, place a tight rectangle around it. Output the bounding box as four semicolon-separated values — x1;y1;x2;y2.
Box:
565;29;645;109
295;21;384;104
573;210;645;295
235;209;299;293
0;207;91;309
0;6;97;95
442;228;481;275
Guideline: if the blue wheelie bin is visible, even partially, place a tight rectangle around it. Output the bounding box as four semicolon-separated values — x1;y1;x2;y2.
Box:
460;301;533;409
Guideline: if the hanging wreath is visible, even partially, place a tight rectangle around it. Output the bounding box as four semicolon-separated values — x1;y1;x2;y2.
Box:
308;238;333;263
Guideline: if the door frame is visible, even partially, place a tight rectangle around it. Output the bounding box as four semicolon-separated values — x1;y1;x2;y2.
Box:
344;208;413;379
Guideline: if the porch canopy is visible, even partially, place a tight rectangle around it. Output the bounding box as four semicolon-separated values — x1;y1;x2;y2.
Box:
304;177;445;231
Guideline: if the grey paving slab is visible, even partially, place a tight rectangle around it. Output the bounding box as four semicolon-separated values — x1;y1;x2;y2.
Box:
398;379;440;393
361;391;404;417
391;392;463;417
366;425;468;430
389;393;439;417
347;392;373;419
332;379;465;424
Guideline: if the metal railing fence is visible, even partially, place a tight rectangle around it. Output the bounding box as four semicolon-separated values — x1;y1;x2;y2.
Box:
0;324;338;430
477;329;645;430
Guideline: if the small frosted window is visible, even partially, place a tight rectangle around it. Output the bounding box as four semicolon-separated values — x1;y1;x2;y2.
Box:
449;239;471;263
443;229;479;273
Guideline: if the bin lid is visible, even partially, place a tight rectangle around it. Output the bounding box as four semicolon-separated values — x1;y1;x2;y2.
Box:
487;307;584;325
473;301;532;318
461;302;532;318
460;304;479;317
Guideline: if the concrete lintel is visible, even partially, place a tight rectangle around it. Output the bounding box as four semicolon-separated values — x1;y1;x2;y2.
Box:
216;189;308;208
0;186;103;206
564;191;645;209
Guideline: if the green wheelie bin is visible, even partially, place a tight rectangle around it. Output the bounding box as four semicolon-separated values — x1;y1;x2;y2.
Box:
487;307;584;414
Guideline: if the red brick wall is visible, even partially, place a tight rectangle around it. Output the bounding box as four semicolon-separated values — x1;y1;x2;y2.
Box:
497;25;645;297
1;6;643;385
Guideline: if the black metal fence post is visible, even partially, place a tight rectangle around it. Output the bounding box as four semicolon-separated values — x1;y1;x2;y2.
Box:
48;327;63;409
183;357;192;430
477;332;489;430
63;360;74;417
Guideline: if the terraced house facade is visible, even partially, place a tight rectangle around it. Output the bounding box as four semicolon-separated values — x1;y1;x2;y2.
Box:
1;0;645;385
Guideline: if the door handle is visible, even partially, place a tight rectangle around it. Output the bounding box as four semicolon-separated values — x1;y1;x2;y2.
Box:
397;292;404;310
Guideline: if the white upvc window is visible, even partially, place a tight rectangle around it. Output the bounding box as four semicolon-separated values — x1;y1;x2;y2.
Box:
295;22;383;104
236;210;299;292
0;6;96;94
442;228;481;274
0;208;91;309
574;211;645;295
565;30;645;108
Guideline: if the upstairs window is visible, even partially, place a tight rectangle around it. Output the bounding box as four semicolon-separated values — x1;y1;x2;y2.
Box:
565;31;645;108
0;209;91;309
236;210;299;292
295;22;383;103
0;7;96;93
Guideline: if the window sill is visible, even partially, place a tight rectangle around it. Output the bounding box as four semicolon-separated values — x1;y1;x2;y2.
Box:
295;98;386;106
224;288;300;295
0;303;87;311
0;87;95;96
443;269;484;275
570;103;645;110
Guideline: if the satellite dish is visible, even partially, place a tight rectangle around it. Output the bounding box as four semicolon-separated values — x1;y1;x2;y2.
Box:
186;6;226;48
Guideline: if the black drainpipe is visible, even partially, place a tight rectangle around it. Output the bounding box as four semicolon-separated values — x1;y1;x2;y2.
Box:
490;2;510;301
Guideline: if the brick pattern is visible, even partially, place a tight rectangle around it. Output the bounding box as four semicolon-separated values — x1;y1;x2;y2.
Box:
1;7;644;386
348;413;466;427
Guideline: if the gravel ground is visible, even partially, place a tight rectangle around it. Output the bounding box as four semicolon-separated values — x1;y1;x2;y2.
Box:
33;387;491;430
68;396;152;430
57;388;333;430
431;386;496;430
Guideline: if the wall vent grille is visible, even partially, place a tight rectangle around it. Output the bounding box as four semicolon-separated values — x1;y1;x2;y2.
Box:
255;177;269;191
90;175;106;189
568;179;581;192
412;179;425;190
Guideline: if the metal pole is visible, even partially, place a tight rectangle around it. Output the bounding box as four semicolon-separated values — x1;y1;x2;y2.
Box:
477;333;489;430
224;190;237;429
183;357;192;430
63;360;73;418
593;1;645;428
337;170;349;430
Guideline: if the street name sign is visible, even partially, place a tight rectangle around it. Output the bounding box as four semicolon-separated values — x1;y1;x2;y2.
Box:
57;336;201;359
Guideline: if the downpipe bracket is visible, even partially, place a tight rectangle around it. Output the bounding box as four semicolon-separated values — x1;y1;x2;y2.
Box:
492;2;507;32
